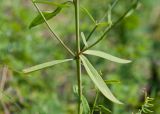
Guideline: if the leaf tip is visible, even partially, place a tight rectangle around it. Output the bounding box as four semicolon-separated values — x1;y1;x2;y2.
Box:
125;60;132;63
22;69;28;74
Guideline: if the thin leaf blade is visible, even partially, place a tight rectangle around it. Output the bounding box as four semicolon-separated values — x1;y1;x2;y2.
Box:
23;59;73;73
98;105;112;113
82;95;91;114
108;4;112;25
105;80;121;85
83;50;131;64
81;7;96;24
80;55;122;104
81;32;88;47
125;0;139;18
29;7;62;29
29;1;72;29
33;0;72;8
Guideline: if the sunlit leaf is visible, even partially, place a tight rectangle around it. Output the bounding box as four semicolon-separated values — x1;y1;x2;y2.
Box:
23;59;73;73
81;32;88;47
108;4;112;25
80;55;122;104
83;50;131;64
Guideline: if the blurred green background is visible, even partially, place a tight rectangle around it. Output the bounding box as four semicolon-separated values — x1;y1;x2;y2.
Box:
0;0;160;114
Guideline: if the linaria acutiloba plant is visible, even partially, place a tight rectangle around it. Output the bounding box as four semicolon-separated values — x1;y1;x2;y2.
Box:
23;0;139;113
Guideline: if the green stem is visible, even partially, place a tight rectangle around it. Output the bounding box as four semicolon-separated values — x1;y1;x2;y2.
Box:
81;6;133;53
81;0;119;50
91;90;99;114
31;1;75;56
99;0;119;23
74;0;82;114
86;25;98;42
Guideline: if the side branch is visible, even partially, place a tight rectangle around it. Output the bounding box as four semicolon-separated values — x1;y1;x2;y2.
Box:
31;1;75;56
81;4;137;53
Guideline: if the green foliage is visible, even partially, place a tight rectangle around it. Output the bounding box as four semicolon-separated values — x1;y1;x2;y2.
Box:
26;0;135;109
81;7;96;24
83;50;131;64
0;0;160;114
23;59;73;73
81;95;91;114
81;32;88;47
29;8;62;29
29;1;72;29
136;93;154;114
80;55;122;104
98;105;112;113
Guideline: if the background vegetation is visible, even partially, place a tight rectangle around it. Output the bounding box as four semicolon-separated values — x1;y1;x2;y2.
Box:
0;0;160;114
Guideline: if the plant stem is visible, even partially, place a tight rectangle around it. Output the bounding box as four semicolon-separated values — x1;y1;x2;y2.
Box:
74;0;82;114
81;6;133;54
91;90;99;114
81;0;119;50
86;25;98;42
32;1;75;56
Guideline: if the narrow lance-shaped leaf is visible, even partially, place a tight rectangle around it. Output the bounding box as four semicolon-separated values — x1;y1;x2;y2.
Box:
83;50;131;64
80;55;122;104
23;59;73;73
33;0;72;8
29;8;61;29
98;105;112;113
108;4;112;25
97;22;109;27
81;7;96;24
29;1;72;29
82;95;91;114
125;0;139;18
81;32;88;47
105;80;121;85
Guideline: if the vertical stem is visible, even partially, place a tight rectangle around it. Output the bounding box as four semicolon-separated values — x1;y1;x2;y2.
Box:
91;91;99;114
74;0;82;114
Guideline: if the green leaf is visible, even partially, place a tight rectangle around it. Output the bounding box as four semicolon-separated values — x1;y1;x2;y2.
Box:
125;9;134;18
23;59;73;73
125;0;139;18
105;80;121;85
81;7;96;24
97;22;109;27
82;95;91;114
81;32;88;47
108;5;112;25
98;105;112;113
80;55;122;104
83;50;131;64
33;0;72;8
29;1;72;29
29;7;62;29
